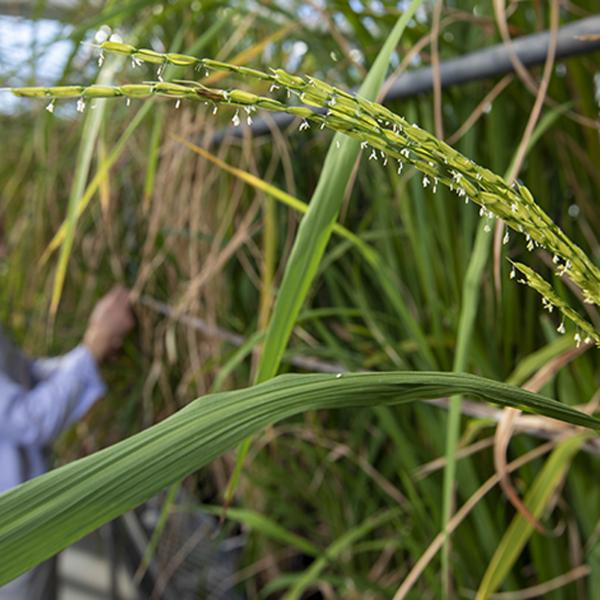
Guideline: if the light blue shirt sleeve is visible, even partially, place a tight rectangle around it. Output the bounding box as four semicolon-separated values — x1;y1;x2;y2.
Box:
0;345;106;446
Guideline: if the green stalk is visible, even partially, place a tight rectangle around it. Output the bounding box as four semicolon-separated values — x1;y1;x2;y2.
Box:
440;99;574;593
441;220;492;593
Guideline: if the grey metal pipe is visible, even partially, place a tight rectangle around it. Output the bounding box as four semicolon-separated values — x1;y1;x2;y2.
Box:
389;13;600;97
211;14;600;143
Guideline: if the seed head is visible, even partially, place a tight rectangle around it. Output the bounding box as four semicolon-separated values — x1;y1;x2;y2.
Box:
10;41;600;315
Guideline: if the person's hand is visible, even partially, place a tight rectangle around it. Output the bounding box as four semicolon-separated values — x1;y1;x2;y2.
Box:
83;286;135;364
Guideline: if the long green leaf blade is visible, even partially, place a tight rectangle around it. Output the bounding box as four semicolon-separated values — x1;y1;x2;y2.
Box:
0;371;597;584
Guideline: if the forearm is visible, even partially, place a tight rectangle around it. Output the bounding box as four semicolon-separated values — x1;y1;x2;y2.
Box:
0;346;106;446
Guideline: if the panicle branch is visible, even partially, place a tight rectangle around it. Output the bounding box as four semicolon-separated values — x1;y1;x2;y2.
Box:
9;40;600;343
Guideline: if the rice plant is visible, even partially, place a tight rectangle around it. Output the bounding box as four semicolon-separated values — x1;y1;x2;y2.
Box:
11;40;600;343
1;2;599;598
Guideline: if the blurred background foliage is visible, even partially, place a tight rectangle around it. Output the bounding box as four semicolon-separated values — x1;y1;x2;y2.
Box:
1;0;599;598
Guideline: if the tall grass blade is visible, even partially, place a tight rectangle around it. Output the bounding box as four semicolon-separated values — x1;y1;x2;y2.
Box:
282;509;400;600
255;0;426;382
475;433;588;599
200;505;320;557
49;59;121;315
226;0;426;505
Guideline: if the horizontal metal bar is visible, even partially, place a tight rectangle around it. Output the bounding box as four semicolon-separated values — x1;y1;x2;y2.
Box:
389;14;600;98
211;15;600;143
